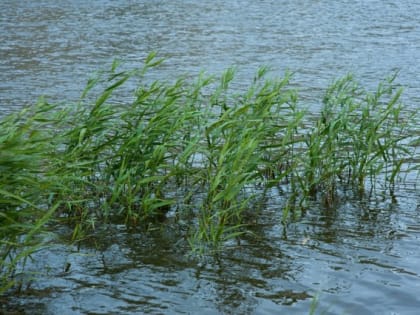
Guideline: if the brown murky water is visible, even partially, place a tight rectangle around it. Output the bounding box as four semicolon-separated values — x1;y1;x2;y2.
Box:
1;1;420;314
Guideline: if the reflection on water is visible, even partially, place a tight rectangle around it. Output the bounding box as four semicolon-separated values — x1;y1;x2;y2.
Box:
3;185;420;315
1;0;420;314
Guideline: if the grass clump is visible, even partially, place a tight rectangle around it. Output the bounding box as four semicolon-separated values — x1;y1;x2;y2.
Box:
293;73;414;207
0;102;60;293
1;53;418;289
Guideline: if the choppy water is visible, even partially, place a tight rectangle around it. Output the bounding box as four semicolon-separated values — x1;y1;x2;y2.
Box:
1;1;420;314
2;0;420;111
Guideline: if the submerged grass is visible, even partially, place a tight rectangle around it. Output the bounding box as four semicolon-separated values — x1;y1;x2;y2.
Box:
1;52;418;290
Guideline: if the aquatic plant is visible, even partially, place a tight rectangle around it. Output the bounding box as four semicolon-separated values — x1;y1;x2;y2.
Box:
0;101;60;293
291;73;413;207
0;53;418;290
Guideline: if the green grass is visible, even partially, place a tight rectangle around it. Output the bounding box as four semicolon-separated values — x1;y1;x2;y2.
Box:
293;73;414;207
1;52;418;290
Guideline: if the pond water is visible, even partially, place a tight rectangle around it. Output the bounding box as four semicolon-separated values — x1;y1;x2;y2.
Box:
1;0;420;314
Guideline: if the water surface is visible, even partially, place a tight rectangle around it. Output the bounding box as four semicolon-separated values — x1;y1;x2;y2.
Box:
2;0;420;111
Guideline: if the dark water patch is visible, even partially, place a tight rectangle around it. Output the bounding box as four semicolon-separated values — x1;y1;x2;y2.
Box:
2;186;420;314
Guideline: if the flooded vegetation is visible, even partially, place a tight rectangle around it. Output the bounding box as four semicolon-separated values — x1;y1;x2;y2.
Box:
1;54;419;314
2;1;420;314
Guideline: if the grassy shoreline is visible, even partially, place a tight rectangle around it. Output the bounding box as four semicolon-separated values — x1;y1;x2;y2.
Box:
1;53;419;293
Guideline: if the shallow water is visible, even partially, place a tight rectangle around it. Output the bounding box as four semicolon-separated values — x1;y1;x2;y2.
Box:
3;184;420;315
1;1;420;314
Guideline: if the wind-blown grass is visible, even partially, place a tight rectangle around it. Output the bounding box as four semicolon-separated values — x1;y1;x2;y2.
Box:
0;102;61;293
1;53;418;290
292;74;414;207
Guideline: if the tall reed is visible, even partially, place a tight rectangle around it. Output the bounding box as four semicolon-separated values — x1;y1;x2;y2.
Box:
0;101;61;293
293;73;413;207
1;52;417;289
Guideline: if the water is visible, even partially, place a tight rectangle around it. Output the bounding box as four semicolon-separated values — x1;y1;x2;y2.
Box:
2;0;420;111
4;190;420;315
1;1;420;314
